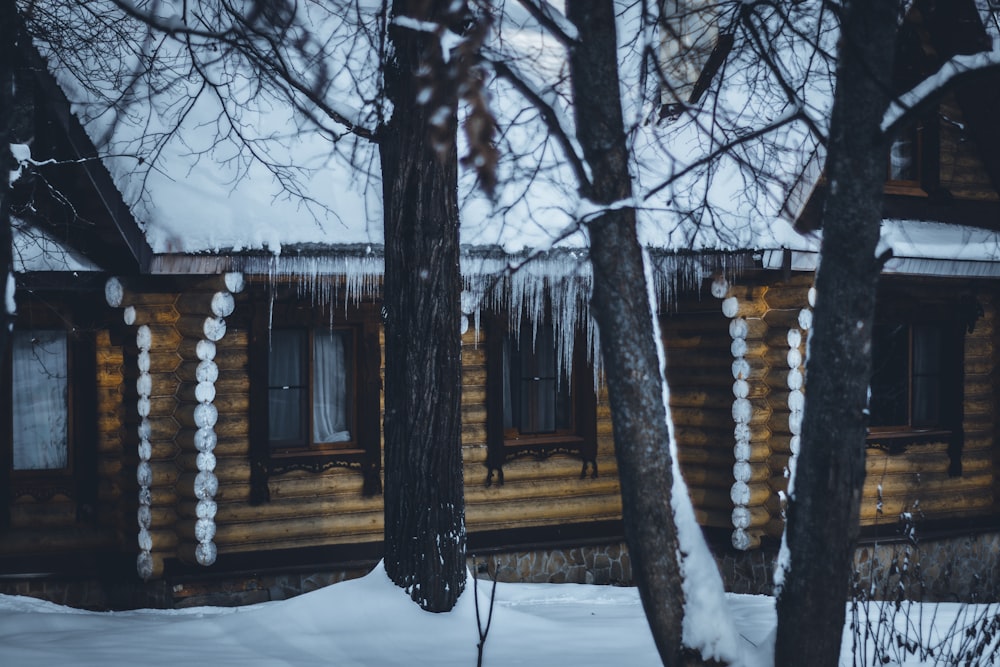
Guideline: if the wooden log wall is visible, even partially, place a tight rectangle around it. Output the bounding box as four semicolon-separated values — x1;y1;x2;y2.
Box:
938;94;999;202
116;292;183;580
662;291;749;536
95;331;127;547
90;273;999;574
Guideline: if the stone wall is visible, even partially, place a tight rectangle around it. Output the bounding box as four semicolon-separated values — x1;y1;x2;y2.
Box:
5;531;1000;610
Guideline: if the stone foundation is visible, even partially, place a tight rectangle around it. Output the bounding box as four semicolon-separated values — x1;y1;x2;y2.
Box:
474;542;632;585
4;531;999;610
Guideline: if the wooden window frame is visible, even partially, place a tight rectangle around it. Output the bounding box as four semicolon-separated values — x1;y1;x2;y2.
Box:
866;292;966;475
485;310;597;486
265;326;359;454
2;295;99;524
884;115;941;197
248;291;382;503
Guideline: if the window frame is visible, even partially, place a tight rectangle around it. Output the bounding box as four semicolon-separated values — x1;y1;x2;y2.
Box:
866;290;966;474
265;325;359;454
485;310;597;486
248;291;382;503
2;294;99;519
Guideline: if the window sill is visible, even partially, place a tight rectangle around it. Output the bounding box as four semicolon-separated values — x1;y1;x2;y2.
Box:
866;428;957;454
883;182;928;197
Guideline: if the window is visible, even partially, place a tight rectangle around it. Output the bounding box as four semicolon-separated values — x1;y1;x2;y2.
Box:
11;329;70;471
887;125;922;185
486;312;597;485
249;294;381;502
2;295;99;523
267;328;355;451
867;293;965;474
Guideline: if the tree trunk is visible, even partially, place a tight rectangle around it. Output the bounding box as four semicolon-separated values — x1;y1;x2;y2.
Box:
379;0;466;613
0;0;19;529
565;2;693;665
774;2;899;665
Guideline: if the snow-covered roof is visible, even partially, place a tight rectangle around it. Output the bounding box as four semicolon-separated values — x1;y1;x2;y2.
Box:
24;0;1000;281
12;219;102;274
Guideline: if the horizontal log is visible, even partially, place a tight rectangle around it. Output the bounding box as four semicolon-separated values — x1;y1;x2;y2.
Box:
677;445;738;469
859;490;993;524
864;447;992;475
663;332;732;351
191;273;245;295
762;285;811;310
461;384;487;405
104;279;177;308
465;494;623;527
175;291;237;319
9;504;78;529
461;403;487;425
664;350;737;370
669;389;737;411
863;469;993;497
175;315;227;342
463;452;619;481
211;511;384;546
762;308;812;332
719;295;769;319
122;304;179;327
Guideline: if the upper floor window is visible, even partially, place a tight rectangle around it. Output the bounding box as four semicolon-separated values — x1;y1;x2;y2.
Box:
486;311;597;485
249;293;381;502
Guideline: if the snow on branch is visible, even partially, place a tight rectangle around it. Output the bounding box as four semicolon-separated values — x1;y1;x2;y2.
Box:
391;16;465;63
882;41;1000;138
512;0;579;46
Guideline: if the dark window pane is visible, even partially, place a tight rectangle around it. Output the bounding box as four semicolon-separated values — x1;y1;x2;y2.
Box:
269;330;305;387
12;330;69;470
505;322;573;436
268;329;307;446
268;387;305;444
911;324;942;426
869;322;908;428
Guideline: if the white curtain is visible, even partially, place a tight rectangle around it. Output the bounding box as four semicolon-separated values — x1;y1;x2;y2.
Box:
12;330;69;470
313;330;351;443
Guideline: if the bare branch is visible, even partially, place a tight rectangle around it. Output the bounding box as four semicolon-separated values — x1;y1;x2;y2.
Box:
487;58;593;194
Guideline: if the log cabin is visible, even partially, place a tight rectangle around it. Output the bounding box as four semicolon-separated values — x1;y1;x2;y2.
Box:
3;0;1000;608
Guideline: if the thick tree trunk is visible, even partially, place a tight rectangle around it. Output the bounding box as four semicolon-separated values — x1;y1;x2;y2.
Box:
774;2;899;665
379;0;466;613
565;2;694;665
0;0;18;529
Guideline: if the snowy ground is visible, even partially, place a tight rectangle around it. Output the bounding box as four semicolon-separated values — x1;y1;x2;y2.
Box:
0;563;996;666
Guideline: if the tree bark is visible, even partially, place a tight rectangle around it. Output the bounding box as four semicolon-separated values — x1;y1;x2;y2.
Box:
0;0;19;530
774;2;899;665
380;0;466;613
565;2;695;665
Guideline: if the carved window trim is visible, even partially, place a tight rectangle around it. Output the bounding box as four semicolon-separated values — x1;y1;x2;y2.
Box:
248;290;382;503
485;310;597;486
